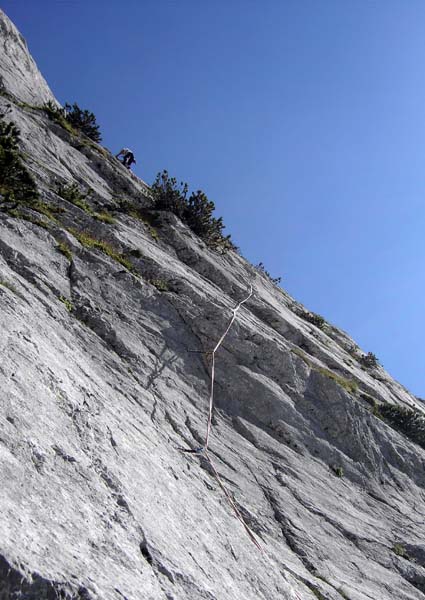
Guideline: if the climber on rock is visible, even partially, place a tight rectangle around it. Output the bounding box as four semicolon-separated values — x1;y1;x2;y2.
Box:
116;148;136;170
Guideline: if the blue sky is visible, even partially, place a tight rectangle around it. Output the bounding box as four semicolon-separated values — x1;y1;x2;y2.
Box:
3;1;424;396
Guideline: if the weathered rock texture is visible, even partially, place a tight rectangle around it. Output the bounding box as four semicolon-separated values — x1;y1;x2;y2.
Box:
1;9;425;600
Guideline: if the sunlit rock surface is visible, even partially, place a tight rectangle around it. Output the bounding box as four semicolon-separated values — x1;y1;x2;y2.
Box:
1;9;425;600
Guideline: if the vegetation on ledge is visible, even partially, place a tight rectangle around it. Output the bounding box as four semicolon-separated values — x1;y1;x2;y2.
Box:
151;170;235;252
0;109;39;204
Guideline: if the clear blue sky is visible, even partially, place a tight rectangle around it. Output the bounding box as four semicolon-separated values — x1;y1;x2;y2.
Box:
3;1;424;397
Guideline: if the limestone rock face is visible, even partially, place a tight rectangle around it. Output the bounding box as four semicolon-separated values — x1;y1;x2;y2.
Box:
1;9;425;600
0;10;57;106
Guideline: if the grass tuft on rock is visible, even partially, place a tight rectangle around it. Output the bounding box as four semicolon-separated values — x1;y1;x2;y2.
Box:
291;347;311;366
7;209;50;229
68;228;134;272
149;279;169;292
317;367;358;394
56;241;73;262
0;279;18;294
93;212;116;224
57;182;93;215
392;543;409;559
59;295;73;312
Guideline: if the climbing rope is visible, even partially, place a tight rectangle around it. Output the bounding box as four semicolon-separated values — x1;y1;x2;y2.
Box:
181;285;264;551
204;285;253;451
180;284;308;597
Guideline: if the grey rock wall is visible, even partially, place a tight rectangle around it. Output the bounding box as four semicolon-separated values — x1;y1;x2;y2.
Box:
1;8;425;600
0;10;57;106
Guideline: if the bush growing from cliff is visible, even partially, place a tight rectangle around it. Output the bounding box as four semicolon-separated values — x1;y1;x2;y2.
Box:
359;351;379;369
57;181;92;213
43;101;101;143
64;103;102;143
0;110;38;204
377;403;425;450
151;170;235;251
392;543;410;559
331;465;344;477
255;262;282;285
296;308;326;330
151;170;188;217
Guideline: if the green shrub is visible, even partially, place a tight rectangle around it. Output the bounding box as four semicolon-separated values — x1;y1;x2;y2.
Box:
43;101;101;142
64;103;101;142
151;170;235;251
42;101;75;135
359;352;380;369
255;262;281;284
0;109;38;204
184;189;234;250
57;182;93;214
129;248;143;258
151;170;188;217
297;309;326;330
331;465;344;477
376;403;425;450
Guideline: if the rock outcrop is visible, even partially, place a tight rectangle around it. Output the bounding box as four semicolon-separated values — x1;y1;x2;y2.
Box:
1;9;425;600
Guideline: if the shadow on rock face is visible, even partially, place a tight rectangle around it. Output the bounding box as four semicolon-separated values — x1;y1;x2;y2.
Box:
0;554;92;599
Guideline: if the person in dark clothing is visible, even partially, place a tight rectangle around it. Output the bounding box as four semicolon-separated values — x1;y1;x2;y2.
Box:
116;148;137;170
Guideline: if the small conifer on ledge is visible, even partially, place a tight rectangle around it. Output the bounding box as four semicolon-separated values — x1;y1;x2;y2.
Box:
151;170;235;252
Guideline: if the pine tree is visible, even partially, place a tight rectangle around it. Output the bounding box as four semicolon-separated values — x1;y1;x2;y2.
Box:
0;111;38;203
151;170;188;217
151;171;235;252
64;103;102;143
